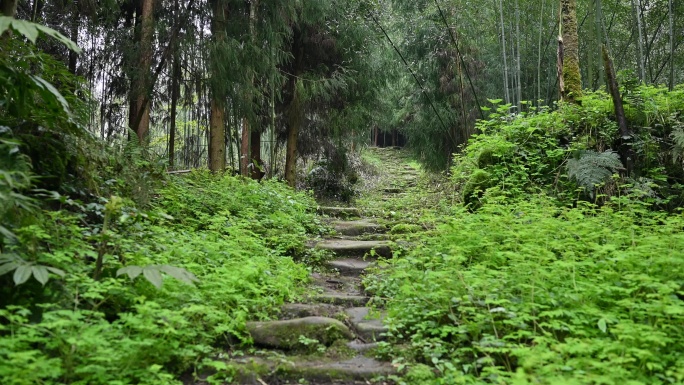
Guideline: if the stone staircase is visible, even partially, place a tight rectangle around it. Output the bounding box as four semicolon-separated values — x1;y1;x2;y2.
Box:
213;148;421;384
236;213;394;384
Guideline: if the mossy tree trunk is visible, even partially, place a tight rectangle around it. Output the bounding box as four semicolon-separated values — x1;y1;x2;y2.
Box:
560;0;582;103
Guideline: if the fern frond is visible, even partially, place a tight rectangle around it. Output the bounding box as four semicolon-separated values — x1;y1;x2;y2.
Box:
567;150;623;196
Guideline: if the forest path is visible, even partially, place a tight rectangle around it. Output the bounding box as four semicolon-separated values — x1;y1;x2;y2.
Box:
214;147;428;385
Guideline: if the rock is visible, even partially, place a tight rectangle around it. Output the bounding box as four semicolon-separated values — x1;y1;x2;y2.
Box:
345;307;388;342
316;239;392;258
332;219;385;236
246;317;353;350
327;258;373;276
318;206;362;218
280;303;343;320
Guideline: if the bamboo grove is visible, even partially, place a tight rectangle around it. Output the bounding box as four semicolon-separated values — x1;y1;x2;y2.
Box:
2;0;682;176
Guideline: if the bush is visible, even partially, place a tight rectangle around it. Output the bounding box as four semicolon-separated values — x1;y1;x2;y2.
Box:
366;196;684;384
0;173;318;384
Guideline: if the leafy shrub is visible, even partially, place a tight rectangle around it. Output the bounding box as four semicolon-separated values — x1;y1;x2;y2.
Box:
0;173;317;383
366;196;684;384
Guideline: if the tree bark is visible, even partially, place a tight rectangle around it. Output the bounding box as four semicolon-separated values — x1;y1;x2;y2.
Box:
498;0;510;104
669;0;674;91
168;0;180;168
208;0;226;172
250;127;263;180
631;0;646;83
68;3;79;74
515;0;522;111
284;27;304;188
0;0;17;17
560;0;582;103
240;118;250;176
128;0;154;142
284;78;301;187
602;45;632;176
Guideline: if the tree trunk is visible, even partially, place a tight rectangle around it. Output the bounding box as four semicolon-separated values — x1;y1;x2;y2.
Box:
284;78;301;187
631;0;646;83
68;4;79;74
128;0;154;142
208;0;226;173
168;0;180;169
0;0;17;17
284;27;304;188
499;0;510;104
669;0;674;91
537;0;544;106
560;0;582;103
515;0;522;111
240;118;250;176
250;127;263;180
602;45;632;176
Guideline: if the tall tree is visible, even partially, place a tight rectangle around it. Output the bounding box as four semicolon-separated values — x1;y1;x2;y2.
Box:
128;0;155;142
560;0;582;102
208;0;227;173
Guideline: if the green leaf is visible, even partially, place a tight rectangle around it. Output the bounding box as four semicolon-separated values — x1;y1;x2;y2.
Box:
46;267;66;277
9;19;38;43
31;266;49;286
142;266;163;288
0;16;11;35
30;75;70;115
117;265;143;280
0;262;19;276
13;265;32;285
159;265;199;286
598;318;607;333
34;23;81;53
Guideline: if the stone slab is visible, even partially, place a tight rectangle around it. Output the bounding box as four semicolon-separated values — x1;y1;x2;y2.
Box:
327;258;372;276
332;219;385;236
316;239;392;258
345;307;388;342
318;206;362;219
246;317;353;350
280;303;343;320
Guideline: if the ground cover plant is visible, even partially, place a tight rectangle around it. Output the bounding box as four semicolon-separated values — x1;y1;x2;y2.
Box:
366;195;684;384
0;173;319;384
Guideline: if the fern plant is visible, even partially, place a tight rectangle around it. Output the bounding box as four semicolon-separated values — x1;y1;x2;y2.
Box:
567;150;624;197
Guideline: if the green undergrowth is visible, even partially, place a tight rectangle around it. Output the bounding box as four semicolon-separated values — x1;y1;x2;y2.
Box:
0;172;321;385
365;194;684;384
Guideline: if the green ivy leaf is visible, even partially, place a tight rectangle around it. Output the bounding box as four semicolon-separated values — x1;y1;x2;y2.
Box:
142;266;163;288
31;265;49;285
13;265;32;285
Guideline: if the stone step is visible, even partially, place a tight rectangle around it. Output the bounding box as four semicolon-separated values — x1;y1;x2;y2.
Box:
332;219;386;236
316;239;392;258
318;206;362;219
327;258;373;276
246;317;353;350
313;293;369;307
280;303;343;320
383;187;403;194
229;355;396;384
345;307;388;342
